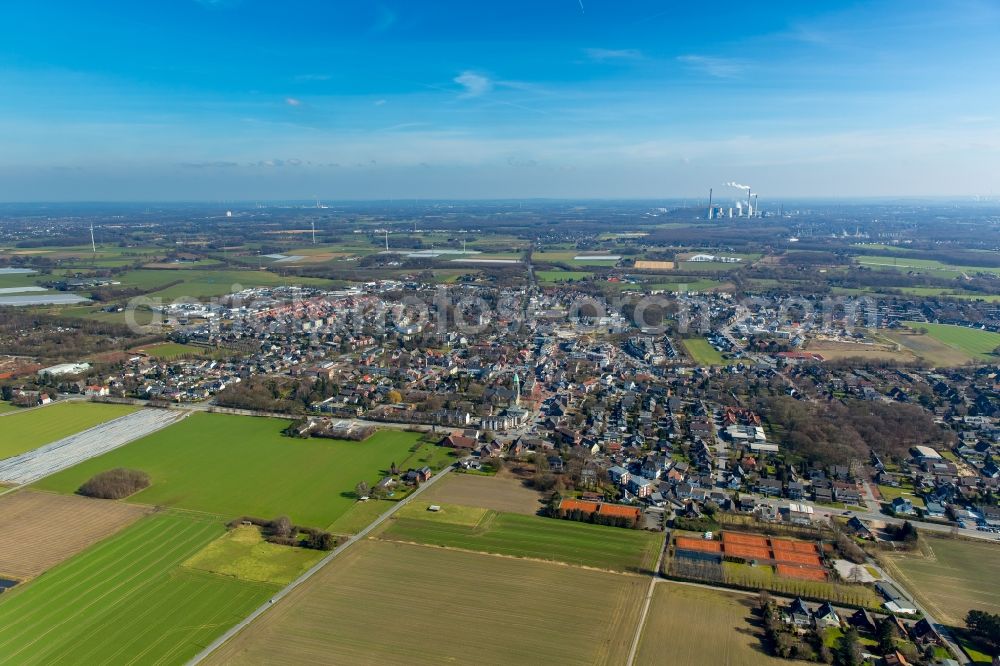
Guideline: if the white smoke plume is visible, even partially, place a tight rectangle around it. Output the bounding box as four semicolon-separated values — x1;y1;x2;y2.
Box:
726;181;751;191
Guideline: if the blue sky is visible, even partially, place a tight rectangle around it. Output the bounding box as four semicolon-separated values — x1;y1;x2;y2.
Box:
1;0;998;201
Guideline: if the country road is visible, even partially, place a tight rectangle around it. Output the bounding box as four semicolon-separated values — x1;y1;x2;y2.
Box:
626;532;668;666
187;464;453;665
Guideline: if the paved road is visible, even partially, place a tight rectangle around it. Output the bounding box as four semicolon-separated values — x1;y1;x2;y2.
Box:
626;532;668;666
187;464;454;665
752;495;998;543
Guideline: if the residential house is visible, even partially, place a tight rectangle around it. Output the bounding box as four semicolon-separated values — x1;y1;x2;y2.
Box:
784;598;812;627
813;602;840;629
891;497;916;516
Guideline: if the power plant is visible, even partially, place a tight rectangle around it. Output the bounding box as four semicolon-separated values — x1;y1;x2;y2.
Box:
706;183;762;219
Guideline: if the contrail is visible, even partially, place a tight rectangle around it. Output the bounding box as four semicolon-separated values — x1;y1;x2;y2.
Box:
578;0;585;13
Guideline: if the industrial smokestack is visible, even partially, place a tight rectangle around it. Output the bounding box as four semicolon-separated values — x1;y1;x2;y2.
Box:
707;188;713;220
747;188;752;219
753;194;759;218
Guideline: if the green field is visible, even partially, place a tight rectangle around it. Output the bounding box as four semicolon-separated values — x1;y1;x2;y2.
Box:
882;536;1000;626
902;321;1000;362
115;268;334;300
0;401;21;415
379;508;663;573
621;278;726;293
130;342;209;359
534;251;618;267
182;525;324;585
0;512;275;665
0;402;138;460
682;337;727;365
536;269;592;284
33;413;426;528
857;255;1000;277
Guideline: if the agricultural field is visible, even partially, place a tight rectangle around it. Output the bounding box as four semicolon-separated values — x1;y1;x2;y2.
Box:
33;413;426;528
882;536;1000;626
682;337;728;366
325;498;394;535
855;255;1000;277
417;472;545;515
901;321;1000;362
206;540;646;666
635;584;787;665
0;401;138;460
129;342;210;359
0;512;276;665
804;339;917;363
378;507;663;573
114;268;335;301
618;278;727;293
183;525;325;586
0;490;148;581
534;250;618;267
883;329;976;367
536;269;592;284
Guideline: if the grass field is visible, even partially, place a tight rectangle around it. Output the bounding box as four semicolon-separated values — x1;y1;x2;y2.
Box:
33;413;425;528
882;536;1000;626
0;401;20;415
417;472;545;515
534;250;618;267
635;584;788;665
902;322;1000;362
536;269;592;284
325;498;394;535
206;539;646;666
0;402;138;460
619;278;727;293
182;525;325;585
0;512;276;665
115;268;334;300
0;490;148;581
883;329;975;367
682;337;727;365
856;255;1000;277
378;508;663;573
130;342;208;359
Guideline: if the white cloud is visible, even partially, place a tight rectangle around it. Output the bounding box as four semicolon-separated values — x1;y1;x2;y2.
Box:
677;55;746;78
285;97;302;107
585;48;642;61
374;99;387;106
454;71;492;97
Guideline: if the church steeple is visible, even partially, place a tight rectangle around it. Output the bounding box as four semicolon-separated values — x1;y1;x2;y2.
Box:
512;372;521;407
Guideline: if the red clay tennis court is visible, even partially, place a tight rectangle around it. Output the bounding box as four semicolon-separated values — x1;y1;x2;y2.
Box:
772;550;823;567
776;564;828;581
725;544;772;561
721;532;768;548
770;538;818;555
675;537;723;553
